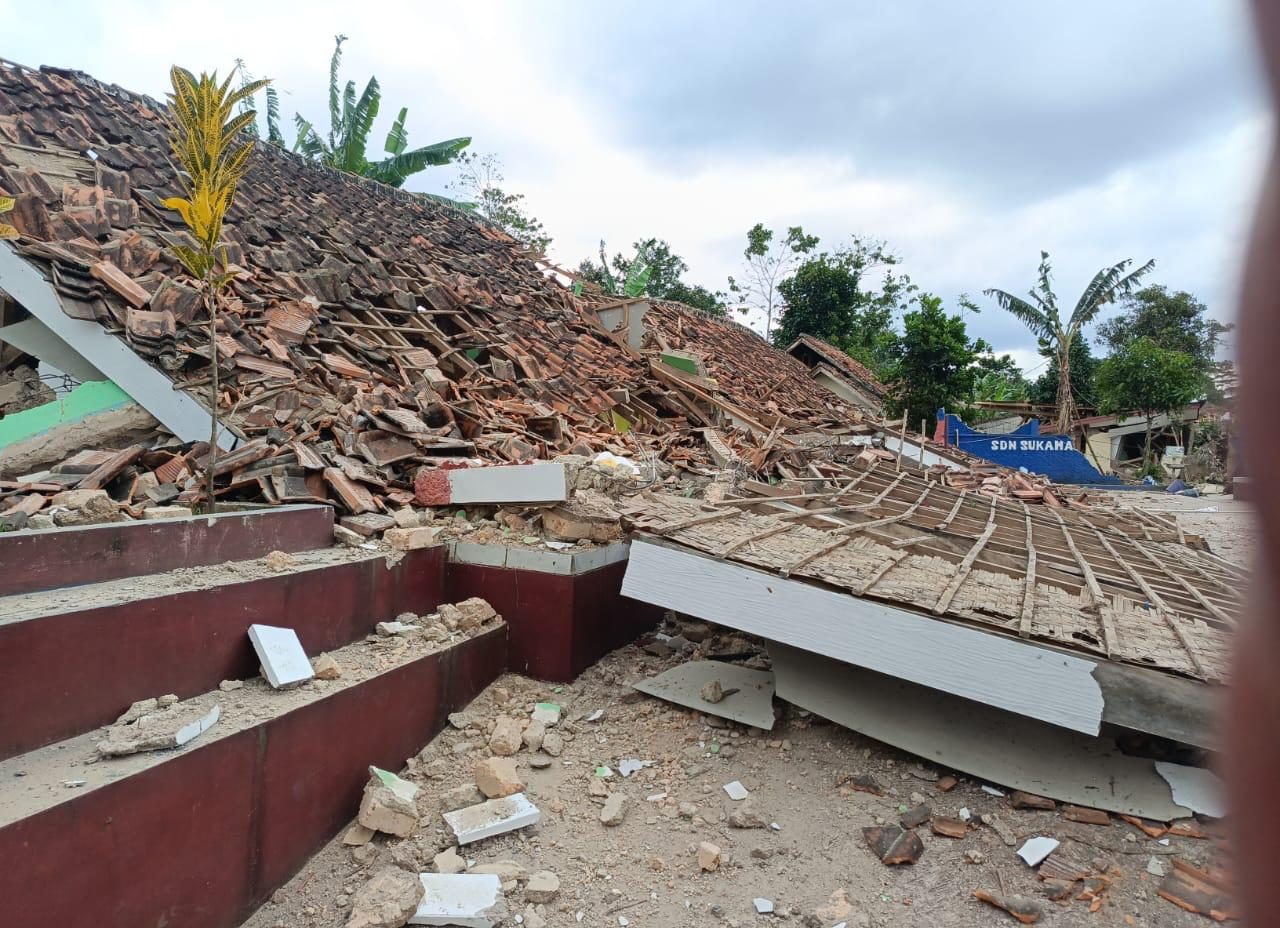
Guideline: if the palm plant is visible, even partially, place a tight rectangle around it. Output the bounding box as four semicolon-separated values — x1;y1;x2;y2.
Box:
985;252;1153;435
293;36;469;187
162;65;267;512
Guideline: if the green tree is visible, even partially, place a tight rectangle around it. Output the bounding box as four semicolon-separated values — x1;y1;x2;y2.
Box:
772;238;914;373
1096;285;1227;374
1094;337;1206;472
728;223;818;338
884;294;981;427
971;352;1030;418
293;36;469;187
446;151;551;253
577;238;727;313
985;251;1153;435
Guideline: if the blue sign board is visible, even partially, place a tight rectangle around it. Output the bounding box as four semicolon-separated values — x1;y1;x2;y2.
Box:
938;410;1119;485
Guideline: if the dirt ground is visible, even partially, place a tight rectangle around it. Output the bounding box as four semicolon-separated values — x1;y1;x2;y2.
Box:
242;503;1243;928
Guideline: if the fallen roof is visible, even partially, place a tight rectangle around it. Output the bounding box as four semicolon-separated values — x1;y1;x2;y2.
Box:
0;61;888;509
786;334;889;404
619;454;1237;743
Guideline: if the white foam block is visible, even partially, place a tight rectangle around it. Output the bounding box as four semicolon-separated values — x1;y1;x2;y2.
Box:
174;704;221;746
1017;836;1060;866
442;793;540;845
248;624;315;688
409;873;506;927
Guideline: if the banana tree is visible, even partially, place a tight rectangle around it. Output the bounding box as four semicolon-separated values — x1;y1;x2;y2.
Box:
985;252;1153;435
293;36;469;187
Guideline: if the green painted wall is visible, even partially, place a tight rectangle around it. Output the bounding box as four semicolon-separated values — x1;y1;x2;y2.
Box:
660;353;700;376
0;380;131;447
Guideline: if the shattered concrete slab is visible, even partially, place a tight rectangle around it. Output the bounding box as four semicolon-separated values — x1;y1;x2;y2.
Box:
96;702;220;757
632;660;775;730
442;793;540;845
409;873;506;927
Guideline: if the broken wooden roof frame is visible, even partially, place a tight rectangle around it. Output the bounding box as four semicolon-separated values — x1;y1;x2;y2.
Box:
621;454;1238;746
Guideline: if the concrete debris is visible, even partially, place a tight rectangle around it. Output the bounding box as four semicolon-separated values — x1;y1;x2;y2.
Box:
599;793;629;826
97;702;221;757
443;793;540;846
700;679;725;704
383;526;441;551
1016;837;1060;867
432;847;466;875
697;841;721;872
728;804;767;829
541;731;564;757
264;549;296;571
142;505;193;519
441;783;485;812
982;813;1018;846
358;767;420;838
522;719;546;753
815;889;854;923
409;873;507;928
376;621;418;637
343;824;376;847
248;624;315;688
219;679;244;692
487;717;524;756
530;702;561;726
899;804;931;830
474;756;523;799
862;825;924;865
524;870;560;904
972;889;1043;924
312;653;342;680
346;867;425;928
469;860;526;883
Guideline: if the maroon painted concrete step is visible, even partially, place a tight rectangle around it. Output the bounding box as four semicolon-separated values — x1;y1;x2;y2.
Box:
444;541;662;681
0;626;506;928
0;546;445;761
0;504;335;597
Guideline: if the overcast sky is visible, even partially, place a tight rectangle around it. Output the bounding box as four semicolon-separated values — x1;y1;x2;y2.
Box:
3;1;1269;375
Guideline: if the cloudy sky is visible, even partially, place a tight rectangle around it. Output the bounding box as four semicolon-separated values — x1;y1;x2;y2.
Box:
4;1;1269;375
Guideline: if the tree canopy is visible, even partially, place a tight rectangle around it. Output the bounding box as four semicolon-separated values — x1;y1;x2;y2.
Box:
1094;336;1206;470
1097;285;1226;374
728;223;818;338
884;294;982;427
577;238;727;314
446;152;550;253
292;36;470;188
772;237;914;373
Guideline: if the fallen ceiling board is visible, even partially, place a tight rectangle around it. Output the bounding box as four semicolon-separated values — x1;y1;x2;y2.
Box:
632;660;776;730
1156;762;1226;818
770;643;1194;820
415;462;567;506
622;537;1105;735
1093;661;1218;750
0;244;235;450
410;873;506;928
248;624;315;688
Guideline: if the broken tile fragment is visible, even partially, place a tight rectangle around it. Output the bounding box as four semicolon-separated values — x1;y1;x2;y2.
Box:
862;825;924;865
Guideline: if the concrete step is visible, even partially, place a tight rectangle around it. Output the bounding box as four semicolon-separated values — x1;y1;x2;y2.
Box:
0;624;506;928
0;545;445;761
0;503;335;597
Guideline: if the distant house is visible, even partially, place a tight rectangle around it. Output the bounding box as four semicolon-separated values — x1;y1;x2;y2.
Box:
784;334;887;416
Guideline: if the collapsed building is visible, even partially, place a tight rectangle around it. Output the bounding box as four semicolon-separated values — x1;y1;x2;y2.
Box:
0;59;1239;927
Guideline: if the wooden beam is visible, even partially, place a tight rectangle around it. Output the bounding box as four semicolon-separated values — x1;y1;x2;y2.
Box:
1052;511;1116;657
1018;505;1037;639
1090;529;1213;680
933;497;998;615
